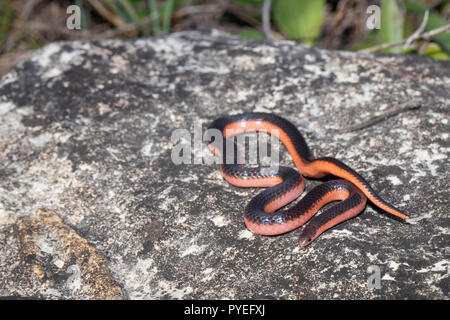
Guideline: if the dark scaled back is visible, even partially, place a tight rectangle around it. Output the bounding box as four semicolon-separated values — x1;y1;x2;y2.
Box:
244;179;361;226
207;113;312;161
243;166;303;225
208;113;313;226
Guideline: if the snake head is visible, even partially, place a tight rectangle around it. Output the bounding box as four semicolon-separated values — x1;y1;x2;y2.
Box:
297;224;317;247
297;235;313;247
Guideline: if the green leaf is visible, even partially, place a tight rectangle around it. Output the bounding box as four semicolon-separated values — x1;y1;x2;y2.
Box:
272;0;325;44
162;0;176;35
380;0;405;53
104;0;132;23
117;0;140;23
239;29;266;39
422;43;449;60
404;0;428;12
425;13;450;54
233;0;264;5
0;1;15;50
347;30;379;51
148;0;161;36
404;1;450;54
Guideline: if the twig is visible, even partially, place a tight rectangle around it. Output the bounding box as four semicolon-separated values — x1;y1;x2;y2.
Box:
360;11;450;54
21;0;41;20
87;0;128;29
420;23;450;40
226;3;262;31
262;0;273;40
403;10;429;49
171;2;280;39
338;101;422;134
90;14;156;39
172;4;222;20
360;39;404;53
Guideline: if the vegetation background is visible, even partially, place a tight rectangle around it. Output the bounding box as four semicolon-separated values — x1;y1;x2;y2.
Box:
0;0;449;77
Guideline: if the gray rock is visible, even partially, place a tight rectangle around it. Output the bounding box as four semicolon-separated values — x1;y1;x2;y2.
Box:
0;30;448;299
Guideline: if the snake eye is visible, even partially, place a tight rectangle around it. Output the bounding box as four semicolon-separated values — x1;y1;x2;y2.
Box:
298;235;313;247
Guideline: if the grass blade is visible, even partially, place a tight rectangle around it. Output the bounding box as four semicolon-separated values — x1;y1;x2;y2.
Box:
380;0;405;53
148;0;161;36
162;0;176;35
272;0;325;44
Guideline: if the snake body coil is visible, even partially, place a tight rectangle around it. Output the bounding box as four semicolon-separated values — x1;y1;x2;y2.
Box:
207;113;408;247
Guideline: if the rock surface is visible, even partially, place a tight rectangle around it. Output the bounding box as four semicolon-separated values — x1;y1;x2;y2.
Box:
0;30;448;299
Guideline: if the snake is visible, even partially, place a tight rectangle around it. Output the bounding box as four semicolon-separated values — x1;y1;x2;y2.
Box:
206;112;408;247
